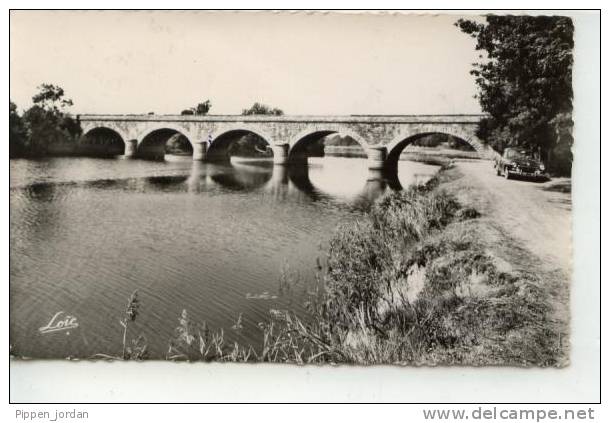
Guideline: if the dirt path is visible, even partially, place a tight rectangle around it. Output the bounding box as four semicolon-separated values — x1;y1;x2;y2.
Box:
452;160;572;278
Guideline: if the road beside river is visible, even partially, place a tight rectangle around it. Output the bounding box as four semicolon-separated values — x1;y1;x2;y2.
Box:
450;160;571;277
440;160;572;364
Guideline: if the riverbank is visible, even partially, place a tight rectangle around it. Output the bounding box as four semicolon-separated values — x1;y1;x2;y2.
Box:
165;161;568;366
324;145;480;166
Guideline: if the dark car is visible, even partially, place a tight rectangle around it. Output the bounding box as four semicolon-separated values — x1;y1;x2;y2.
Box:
494;148;548;180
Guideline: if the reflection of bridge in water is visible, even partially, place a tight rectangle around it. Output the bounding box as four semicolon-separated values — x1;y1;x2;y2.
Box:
18;155;426;207
78;114;496;174
181;159;400;208
265;163;390;206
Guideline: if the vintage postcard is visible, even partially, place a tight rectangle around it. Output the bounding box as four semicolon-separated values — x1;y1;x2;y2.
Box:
9;10;580;370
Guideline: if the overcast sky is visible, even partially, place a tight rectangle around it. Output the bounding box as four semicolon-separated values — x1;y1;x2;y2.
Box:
10;11;483;115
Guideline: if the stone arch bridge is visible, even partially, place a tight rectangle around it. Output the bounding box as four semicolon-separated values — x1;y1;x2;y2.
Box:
77;114;495;170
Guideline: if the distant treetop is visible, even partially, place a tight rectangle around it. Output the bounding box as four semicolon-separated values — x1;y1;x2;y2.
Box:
181;100;212;115
241;102;284;116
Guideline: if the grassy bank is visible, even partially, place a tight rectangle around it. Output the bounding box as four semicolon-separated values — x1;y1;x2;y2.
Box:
159;163;567;366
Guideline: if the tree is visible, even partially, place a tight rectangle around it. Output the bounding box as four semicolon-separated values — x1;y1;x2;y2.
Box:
195;100;212;115
181;99;212;115
31;83;73;111
21;84;81;155
9;101;27;157
241;102;284;116
548;112;574;175
456;15;574;174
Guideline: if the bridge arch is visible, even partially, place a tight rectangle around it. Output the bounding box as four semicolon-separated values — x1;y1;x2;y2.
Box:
385;125;489;169
288;127;369;164
207;126;275;163
81;126;126;156
138;126;195;160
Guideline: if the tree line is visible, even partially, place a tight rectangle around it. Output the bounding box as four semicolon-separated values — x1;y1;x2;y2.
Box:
9;88;285;158
10;84;81;158
179;99;284;117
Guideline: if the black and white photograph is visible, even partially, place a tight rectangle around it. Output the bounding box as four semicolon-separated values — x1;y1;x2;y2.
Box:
6;7;602;409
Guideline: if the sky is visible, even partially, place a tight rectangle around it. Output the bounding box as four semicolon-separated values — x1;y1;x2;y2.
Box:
10;11;483;116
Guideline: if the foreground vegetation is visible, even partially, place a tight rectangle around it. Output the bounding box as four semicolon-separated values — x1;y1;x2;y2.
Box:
110;164;566;366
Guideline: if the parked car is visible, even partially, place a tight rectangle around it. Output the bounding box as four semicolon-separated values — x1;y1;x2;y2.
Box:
494;148;548;180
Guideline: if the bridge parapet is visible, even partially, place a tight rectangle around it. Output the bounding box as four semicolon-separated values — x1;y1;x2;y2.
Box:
78;114;486;123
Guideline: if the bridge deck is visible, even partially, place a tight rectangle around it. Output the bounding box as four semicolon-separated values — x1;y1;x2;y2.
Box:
78;114;487;124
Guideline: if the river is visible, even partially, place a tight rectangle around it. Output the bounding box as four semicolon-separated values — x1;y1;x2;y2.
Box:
10;155;439;359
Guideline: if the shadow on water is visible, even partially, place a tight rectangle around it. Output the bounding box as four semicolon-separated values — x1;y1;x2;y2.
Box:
384;169;404;191
87;178;127;190
146;175;189;186
281;164;392;210
22;182;63;202
184;160;274;193
211;168;272;191
286;165;323;201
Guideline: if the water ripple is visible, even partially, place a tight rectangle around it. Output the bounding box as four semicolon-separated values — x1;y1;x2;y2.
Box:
10;156;438;358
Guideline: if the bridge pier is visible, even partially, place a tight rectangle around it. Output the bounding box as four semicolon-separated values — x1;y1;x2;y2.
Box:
192;140;208;161
186;161;205;192
366;168;385;181
272;144;290;165
367;146;387;170
361;176;387;202
124;139;138;158
270;164;289;185
266;165;289;199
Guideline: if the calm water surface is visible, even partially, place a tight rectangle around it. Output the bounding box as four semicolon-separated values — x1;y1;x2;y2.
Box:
10;155;439;358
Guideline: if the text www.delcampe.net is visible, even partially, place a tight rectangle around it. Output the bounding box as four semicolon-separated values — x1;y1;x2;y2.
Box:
422;407;595;421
